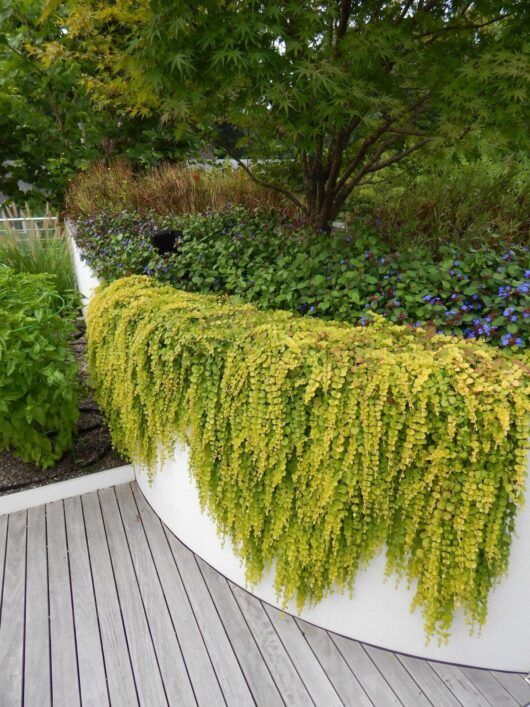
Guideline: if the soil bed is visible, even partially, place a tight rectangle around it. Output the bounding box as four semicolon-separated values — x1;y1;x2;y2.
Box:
0;327;126;496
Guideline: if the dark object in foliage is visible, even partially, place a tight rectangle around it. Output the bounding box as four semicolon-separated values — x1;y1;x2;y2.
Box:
150;229;183;255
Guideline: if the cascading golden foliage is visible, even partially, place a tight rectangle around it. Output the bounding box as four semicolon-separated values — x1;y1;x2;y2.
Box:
87;276;530;640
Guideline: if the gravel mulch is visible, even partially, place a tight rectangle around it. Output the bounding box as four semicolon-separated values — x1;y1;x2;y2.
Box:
0;323;127;497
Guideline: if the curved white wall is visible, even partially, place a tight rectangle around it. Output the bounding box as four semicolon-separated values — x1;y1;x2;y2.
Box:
68;224;100;314
72;241;530;671
136;446;530;672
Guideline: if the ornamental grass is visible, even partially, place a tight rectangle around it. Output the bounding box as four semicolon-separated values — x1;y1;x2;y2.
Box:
87;276;530;640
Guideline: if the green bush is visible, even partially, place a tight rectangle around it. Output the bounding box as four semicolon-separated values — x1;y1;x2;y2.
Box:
347;155;529;250
75;208;530;350
0;267;79;467
88;276;530;639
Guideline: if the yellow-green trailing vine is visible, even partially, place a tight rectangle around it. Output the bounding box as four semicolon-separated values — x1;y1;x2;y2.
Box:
87;276;530;640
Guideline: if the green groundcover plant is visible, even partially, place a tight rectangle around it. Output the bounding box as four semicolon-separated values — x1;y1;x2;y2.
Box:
75;208;530;350
0;267;79;467
88;276;530;640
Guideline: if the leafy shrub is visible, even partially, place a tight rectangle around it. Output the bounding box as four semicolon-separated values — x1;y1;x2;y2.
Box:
0;205;76;295
347;156;529;250
88;276;530;639
0;267;79;467
74;208;530;350
66;160;292;218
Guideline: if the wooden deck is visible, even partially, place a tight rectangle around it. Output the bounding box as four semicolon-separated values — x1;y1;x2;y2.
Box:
0;482;528;707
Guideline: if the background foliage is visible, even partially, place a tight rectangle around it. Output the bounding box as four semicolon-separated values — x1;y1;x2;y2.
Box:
349;153;529;249
88;276;530;639
0;205;76;294
0;0;195;209
74;207;530;349
65;160;291;218
0;267;79;467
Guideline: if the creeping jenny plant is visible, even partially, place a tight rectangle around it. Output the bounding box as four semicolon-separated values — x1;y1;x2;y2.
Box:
87;276;530;640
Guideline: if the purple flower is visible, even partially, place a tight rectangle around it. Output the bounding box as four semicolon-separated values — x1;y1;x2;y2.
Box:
501;334;523;348
503;306;515;317
517;283;529;294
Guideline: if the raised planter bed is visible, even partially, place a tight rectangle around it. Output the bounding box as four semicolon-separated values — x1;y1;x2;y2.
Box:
70;229;530;671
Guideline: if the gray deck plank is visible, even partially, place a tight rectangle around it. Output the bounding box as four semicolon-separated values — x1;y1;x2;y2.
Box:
295;618;373;707
3;483;529;707
429;662;493;707
364;643;433;706
230;582;314;707
263;604;343;706
162;521;255;707
331;633;402;706
81;491;138;706
97;487;171;707
131;483;246;707
397;655;462;707
489;671;530;705
46;500;80;706
64;495;109;707
114;484;200;706
197;555;284;707
0;510;26;706
461;667;517;706
24;505;51;706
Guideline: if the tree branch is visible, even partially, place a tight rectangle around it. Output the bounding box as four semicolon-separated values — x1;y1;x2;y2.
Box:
334;93;430;195
335;0;352;42
335;137;431;207
418;13;511;41
224;151;307;214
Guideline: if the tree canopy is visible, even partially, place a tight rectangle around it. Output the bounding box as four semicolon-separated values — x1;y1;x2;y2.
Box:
55;0;530;230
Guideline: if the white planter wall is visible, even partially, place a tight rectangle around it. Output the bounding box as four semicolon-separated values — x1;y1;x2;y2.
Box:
68;224;100;314
136;447;530;672
72;234;530;671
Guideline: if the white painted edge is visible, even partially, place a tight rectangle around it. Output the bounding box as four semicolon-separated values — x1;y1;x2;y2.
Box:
0;464;135;515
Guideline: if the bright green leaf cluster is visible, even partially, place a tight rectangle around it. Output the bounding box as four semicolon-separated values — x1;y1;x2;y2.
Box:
0;267;79;467
87;276;530;640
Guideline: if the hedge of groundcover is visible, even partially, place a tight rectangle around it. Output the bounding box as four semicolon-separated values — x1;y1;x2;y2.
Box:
74;207;530;350
0;268;79;467
87;276;530;640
